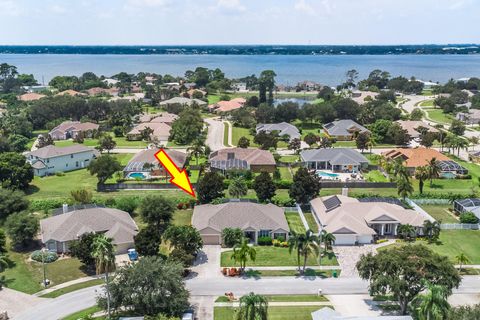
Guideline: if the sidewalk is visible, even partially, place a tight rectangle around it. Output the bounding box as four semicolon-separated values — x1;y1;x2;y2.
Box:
245;266;340;271
34;274;105;297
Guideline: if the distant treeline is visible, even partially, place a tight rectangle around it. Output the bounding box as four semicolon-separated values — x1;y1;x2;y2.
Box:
0;45;479;55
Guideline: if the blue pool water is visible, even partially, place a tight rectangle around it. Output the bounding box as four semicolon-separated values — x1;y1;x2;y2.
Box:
128;172;147;179
317;171;339;178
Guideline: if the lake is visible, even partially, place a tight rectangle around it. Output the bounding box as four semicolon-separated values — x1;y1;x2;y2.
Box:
1;54;480;86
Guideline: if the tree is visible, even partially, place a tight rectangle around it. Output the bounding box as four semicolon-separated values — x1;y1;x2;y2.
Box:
99;256;189;317
170;108;204;145
88;155;122;185
450;119;466;136
410;108;424;121
92;234;116;319
427;157;440;187
303;133;318;146
140;127;154;141
164;225;203;258
0;230;6;253
222;228;243;247
356;244;461;315
414;166;429;194
70;188;93;204
5;211;39;249
320;230;336;252
355;131;371;152
236;292;268;320
134;226;162;256
397;224;416;241
254;131;278;150
459;212;479;224
289;167;321;204
7;134;29;152
397;175;413;200
253;172;276;203
258;70;276;104
317;86;334;101
287;138;301;154
318;137;332;149
69;232;98;268
413;283;451;320
237;136;250;148
139;195;174;232
187;140;205;166
423;220;441;243
197;172;225;204
228;177;248;198
0;152;34;190
0;189;29;219
455;253;470;272
419;131;437;148
96;135;116;153
231;238;256;272
288;230;318;274
448;303;480;319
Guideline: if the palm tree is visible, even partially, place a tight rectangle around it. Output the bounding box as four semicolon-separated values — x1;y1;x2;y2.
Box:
91;235;116;319
414;166;429;194
228;177;248;198
413;283;451;320
320;230;336;252
288;231;304;272
393;158;409;181
288;230;319;274
231;237;256;273
236;292;268;320
397;175;414;200
187;139;205;166
397;224;416;241
0;253;8;272
423;220;441;243
455;253;470;272
468;136;479;151
427;158;440;187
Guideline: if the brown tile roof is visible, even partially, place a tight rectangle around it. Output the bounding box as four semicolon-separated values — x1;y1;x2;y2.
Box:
396;121;439;138
56;89;84;96
27;145;97;159
127;122;171;139
18;92;46;101
50;121;99;134
382;148;450;168
209;148;276;166
208;99;246;113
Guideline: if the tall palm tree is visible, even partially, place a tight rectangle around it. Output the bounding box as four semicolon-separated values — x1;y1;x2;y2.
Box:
393;158;409;181
187;139;205;166
427;158;440;187
231;237;256;273
320;230;336;252
397;224;416;241
414;166;429;194
91;235;116;319
288;231;304;272
423;220;441;243
397;175;414;200
455;253;470;272
288;230;319;274
414;283;451;320
236;292;268;320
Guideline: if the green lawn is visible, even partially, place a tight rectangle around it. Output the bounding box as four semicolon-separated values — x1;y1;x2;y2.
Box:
223;121;230;147
41;279;104;298
379;230;480;264
278;167;293;180
303;212;319;233
279;155;300;163
61;306;102;320
364;170;388;182
216;294;329;302
173;209;193;226
420;204;458;223
285;212;306;234
420;100;434;107
215;306;329;320
423;109;454;124
221;246;338;267
231;126;288;148
208;94;222;104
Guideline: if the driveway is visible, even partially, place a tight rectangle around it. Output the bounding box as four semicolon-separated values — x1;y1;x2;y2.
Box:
204;117;226;151
327;294;383;316
190;245;222;279
0;288;43;319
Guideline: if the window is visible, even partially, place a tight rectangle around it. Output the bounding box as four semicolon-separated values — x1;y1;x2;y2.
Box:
259;230;271;238
76;161;79;167
46;159;49;163
70;154;74;158
66;163;68;167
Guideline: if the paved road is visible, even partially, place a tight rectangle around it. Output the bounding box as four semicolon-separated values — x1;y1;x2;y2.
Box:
400;94;433;113
204;117;226;151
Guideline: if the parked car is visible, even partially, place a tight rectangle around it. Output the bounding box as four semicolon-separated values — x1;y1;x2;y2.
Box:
182;309;195;320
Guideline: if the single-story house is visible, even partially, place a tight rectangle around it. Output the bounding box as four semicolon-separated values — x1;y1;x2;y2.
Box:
209;148;276;173
456;109;480;125
468;150;480;164
208;98;246;113
40;205;138;254
17;92;46;102
323;120;369;141
395;120;439;139
192;202;290;245
159;97;207;108
147;112;179;125
26;145;98;177
187;89;207;98
351;91;379;104
49;121;99;140
126;122;171;141
310;195;425;245
86;87;119;97
311;307;413;320
256;122;301;141
123;148;187;179
382;148;468;177
453;198;480;220
56;89;84;97
300;148;369;173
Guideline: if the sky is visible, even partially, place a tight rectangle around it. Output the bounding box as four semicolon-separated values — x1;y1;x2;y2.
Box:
0;0;479;45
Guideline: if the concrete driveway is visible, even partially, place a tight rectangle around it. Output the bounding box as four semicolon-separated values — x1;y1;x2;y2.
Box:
0;287;43;319
191;245;222;279
204;117;226;151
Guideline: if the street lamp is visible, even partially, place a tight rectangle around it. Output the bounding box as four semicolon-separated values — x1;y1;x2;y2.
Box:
42;247;50;288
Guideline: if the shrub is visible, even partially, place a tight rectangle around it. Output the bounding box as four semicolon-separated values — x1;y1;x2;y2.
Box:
177;203;185;210
257;236;273;246
376;239;389;244
274;180;292;189
55;172;65;177
222;228;243;247
273;239;281;247
30;199;66;212
31;250;58;263
460;212;479;224
114;196;140;215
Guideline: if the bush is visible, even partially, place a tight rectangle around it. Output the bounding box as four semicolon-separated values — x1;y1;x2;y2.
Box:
460;212;479;224
376;239;389;244
257;236;273;246
55;172;65;177
30;199;66;212
222;228;243;247
274;180;293;189
31;250;58;263
177;203;185;209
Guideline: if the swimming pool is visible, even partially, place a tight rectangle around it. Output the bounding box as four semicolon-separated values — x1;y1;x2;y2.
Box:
128;172;147;179
316;171;339;178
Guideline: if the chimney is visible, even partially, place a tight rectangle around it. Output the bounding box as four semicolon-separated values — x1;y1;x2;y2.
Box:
62;203;69;214
341;187;348;197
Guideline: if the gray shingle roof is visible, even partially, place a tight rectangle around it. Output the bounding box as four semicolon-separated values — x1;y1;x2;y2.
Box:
323;120;369;136
300;148;368;166
256;122;301;140
159;97;207;106
26;145;97;159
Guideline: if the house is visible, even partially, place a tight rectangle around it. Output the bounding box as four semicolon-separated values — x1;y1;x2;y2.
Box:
103;78;119;86
323;120;369;141
311;307;413;320
86;87;118;96
159;97;207;108
209;98;246;113
395;120;439;139
417;80;439;91
40;205;138;254
310;195;426;245
25;145;98;176
49;121;99;140
126;122;171;141
351;91;379;104
18;92;46;102
296;80;322;91
256;122;301;141
123;148;187;179
23;85;49;93
187;89;207;98
468;150;480;164
192;202;290;245
456;109;480;125
56;89;84;97
382;148;468;177
300;148;369;173
209;148;276;173
138;112;178;125
453;198;480;220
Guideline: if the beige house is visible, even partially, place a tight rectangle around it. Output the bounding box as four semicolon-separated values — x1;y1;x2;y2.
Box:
126;122;171;141
310;195;425;245
192;202;290;245
49;121;99;140
209;148;276;173
18;92;46;102
396;120;439;139
40;205;138;254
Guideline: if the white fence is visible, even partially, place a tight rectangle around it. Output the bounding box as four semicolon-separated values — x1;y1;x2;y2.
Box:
440;223;479;230
411;199;451;205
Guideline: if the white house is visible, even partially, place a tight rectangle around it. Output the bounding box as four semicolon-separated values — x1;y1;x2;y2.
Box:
26;145;98;177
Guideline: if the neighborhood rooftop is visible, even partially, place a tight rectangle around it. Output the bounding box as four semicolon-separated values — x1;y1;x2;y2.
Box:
26;145;97;159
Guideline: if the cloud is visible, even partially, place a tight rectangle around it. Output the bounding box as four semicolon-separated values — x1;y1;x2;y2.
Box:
214;0;246;13
0;0;23;16
294;0;316;15
126;0;172;8
50;5;67;14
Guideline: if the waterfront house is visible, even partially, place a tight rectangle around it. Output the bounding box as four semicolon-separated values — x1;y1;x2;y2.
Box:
323;120;369;141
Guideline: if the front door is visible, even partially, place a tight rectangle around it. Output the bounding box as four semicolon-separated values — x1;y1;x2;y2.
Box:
244;231;255;243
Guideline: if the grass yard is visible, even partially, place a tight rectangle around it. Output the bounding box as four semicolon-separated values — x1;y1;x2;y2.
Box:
423;108;454;124
378;230;480;264
173;209;193;226
420;204;458;223
214;306;328;320
420;100;434;107
208;94;222;104
231;126;257;147
41;279;104;298
285;212;306;234
279;155;300;163
221;246;338;267
303;212;319;233
364;170;388;182
278;167;293;180
61;306;102;320
223;121;230;146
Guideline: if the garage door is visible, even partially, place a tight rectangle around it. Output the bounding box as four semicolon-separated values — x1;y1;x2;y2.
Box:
333;234;357;245
202;235;221;245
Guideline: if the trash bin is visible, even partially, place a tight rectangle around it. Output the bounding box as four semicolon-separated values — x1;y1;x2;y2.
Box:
333;270;338;278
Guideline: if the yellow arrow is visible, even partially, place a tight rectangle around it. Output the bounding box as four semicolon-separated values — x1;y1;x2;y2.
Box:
154;149;196;197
